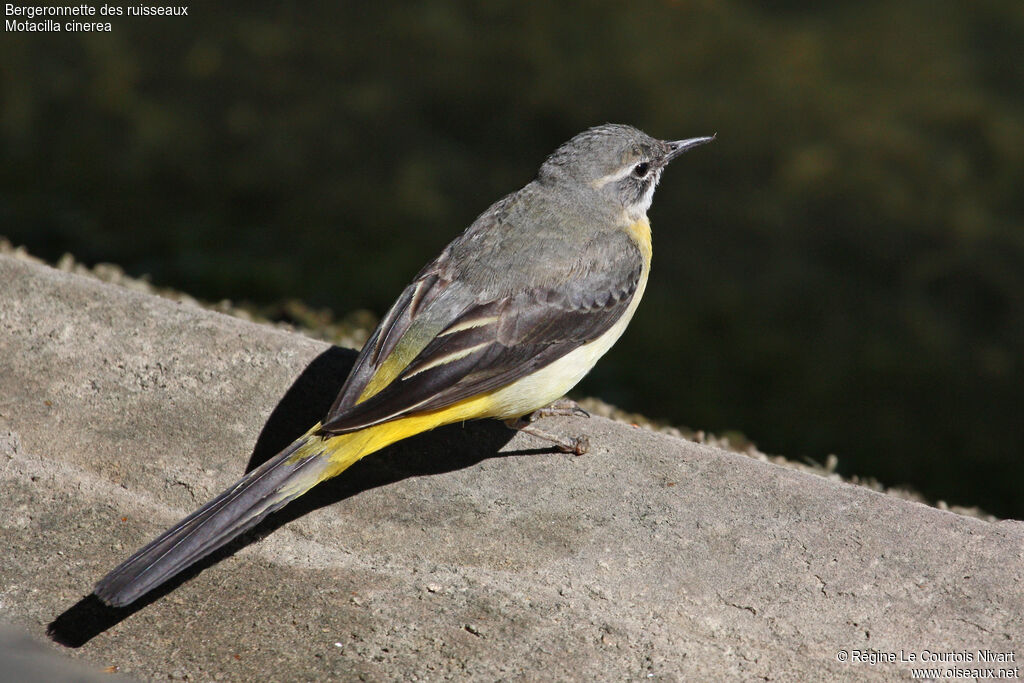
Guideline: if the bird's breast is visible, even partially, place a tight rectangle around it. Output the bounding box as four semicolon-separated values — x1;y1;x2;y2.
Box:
625;216;653;268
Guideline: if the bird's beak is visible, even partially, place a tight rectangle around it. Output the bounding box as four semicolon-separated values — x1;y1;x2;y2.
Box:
665;134;716;161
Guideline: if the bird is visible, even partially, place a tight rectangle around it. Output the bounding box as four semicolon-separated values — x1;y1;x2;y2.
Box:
93;124;714;607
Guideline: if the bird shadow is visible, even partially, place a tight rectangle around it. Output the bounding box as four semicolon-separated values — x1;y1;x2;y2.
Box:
48;345;548;648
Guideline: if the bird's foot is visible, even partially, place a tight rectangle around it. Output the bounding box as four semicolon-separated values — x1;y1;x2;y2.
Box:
529;397;591;420
504;399;591;455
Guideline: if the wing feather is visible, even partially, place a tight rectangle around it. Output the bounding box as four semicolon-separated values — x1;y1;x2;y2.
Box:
320;255;641;434
322;184;645;435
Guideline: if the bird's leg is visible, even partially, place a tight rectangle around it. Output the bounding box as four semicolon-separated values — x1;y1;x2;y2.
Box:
530;397;591;420
504;398;591;455
505;418;590;455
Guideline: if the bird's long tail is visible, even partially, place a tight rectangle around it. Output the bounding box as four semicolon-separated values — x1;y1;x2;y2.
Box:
93;392;486;607
94;423;370;607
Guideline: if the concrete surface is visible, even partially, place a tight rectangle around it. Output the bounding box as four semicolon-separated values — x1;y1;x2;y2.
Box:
1;253;1021;681
0;623;118;682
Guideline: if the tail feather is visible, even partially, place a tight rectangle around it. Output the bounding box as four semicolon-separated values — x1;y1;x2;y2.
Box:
94;427;334;607
94;405;447;607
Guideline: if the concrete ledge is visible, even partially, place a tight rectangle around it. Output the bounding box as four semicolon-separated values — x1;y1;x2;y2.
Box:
1;253;1021;680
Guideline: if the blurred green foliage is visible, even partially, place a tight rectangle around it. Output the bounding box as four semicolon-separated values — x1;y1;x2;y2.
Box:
2;1;1022;516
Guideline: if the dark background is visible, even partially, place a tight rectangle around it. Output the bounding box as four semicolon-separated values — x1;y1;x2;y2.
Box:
3;2;1022;517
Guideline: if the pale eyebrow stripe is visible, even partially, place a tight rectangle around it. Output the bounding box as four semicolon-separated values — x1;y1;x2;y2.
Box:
591;163;637;189
403;342;492;379
438;315;501;336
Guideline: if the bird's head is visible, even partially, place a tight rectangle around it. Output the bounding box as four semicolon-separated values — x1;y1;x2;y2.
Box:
539;123;715;221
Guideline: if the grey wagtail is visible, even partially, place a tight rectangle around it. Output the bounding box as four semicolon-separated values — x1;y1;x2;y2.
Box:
93;124;714;607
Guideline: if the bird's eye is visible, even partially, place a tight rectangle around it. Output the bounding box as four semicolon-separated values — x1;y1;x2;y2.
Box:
632;162;650;178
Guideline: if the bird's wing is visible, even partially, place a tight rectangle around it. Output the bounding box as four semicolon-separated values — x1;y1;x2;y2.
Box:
321;230;643;434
